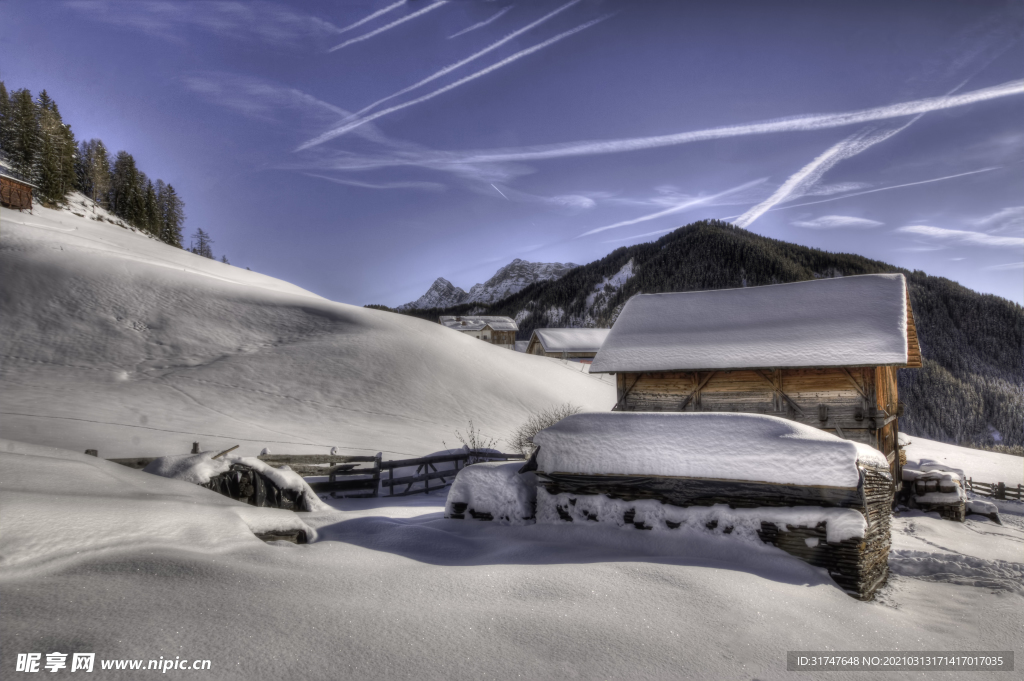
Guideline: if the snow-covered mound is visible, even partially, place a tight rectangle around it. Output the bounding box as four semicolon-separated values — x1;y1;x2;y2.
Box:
0;438;316;577
445;461;536;524
534;412;887;487
143;450;329;511
0;196;614;460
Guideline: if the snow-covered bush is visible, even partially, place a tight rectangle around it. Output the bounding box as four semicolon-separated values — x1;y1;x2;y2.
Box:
507;403;581;457
445;461;536;524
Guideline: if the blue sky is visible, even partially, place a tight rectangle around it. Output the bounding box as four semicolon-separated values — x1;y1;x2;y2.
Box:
3;1;1022;305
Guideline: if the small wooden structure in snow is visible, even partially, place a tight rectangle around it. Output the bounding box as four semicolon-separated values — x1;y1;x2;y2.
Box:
590;273;921;488
525;328;610;362
439;315;518;349
529;412;894;600
0;173;35;210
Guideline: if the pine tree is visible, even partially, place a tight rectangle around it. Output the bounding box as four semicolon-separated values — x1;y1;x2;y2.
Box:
36;91;78;204
142;177;160;235
76;139;112;207
220;255;229;264
110;151;144;225
191;227;213;258
0;81;12;159
6;89;41;183
159;183;184;247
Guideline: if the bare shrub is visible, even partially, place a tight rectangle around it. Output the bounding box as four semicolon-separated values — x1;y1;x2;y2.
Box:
508;403;582;457
450;419;499;453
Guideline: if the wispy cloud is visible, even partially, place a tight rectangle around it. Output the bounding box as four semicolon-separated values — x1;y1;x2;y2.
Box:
970;206;1024;233
301;13;613;149
449;5;514;38
66;1;342;47
329;1;448;52
580;178;767;237
985;261;1024;271
336;0;406;35
602;228;674;244
897;225;1024;247
349;0;580;119
305;173;445;191
792;215;884;229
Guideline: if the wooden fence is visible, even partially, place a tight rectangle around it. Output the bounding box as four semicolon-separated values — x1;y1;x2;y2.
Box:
965;478;1023;501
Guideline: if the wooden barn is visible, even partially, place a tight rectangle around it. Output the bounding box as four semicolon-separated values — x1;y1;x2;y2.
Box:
525;328;610;362
0;173;35;210
589;274;921;486
439;315;518;349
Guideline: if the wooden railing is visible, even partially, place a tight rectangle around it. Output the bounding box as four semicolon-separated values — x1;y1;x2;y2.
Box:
965;478;1023;501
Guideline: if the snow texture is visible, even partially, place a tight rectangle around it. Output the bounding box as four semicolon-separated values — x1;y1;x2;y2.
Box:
0;196;614;460
530;328;610;353
591;273;910;373
900;433;1022;485
445;461;536;524
0;439;317;577
536;490;868;543
534;412;887;487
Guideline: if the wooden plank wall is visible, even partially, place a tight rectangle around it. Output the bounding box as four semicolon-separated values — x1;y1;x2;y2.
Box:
616;367;895;451
0;177;32;210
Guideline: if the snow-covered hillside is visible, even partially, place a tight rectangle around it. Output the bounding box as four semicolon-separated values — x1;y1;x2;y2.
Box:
399;258;578;310
0;196;613;460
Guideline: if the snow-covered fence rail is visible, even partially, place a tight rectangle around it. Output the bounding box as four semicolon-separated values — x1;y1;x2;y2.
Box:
379;452;525;497
259;453;382;498
966;479;1023;501
255;451;526;498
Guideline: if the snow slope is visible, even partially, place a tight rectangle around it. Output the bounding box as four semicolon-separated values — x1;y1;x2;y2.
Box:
0;196;614;460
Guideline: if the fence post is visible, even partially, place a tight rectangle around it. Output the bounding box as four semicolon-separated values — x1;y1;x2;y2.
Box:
373;452;382;498
388;466;394;497
995;482;1006;500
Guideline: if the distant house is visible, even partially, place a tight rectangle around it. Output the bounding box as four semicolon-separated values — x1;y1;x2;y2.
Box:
0;173;36;210
590;274;921;484
514;340;530;353
526;328;610;363
439;315;518;349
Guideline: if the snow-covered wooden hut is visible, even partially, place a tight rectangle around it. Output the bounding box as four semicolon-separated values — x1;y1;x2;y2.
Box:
0;173;35;210
525;328;610;362
589;274;921;485
529;412;894;599
439;315;518;349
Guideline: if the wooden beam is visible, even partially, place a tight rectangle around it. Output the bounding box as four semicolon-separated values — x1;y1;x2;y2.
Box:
840;368;869;401
679;371;717;410
754;370;805;416
616;373;644;411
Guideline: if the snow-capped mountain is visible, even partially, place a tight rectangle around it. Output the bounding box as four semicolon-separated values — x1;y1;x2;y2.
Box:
399;258;578;310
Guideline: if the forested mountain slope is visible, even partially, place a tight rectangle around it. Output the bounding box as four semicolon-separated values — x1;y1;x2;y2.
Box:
399;221;1023;450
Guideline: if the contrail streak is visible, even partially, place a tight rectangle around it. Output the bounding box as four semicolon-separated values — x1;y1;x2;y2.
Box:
335;0;406;36
448;5;514;38
351;0;580;119
440;79;1024;165
734;77;967;228
580;178;766;237
329;1;448;52
491;184;510;200
301;13;612;150
752;167;1001;215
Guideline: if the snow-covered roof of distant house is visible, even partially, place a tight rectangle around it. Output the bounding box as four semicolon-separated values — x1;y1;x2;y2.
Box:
533;412;887;488
439;315;519;332
528;328;610;354
590;274;920;373
0;172;39;188
514;340;530;353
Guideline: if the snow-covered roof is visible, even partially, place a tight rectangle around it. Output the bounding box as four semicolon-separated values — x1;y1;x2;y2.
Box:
591;274;919;373
528;328;610;354
0;172;39;188
533;412;887;488
439;315;519;332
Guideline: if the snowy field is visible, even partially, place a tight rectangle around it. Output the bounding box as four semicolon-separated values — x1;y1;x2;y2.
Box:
2;200;1022;679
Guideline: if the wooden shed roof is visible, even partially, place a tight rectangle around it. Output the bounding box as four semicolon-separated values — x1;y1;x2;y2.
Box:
527;328;610;354
0;173;39;189
591;273;922;373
